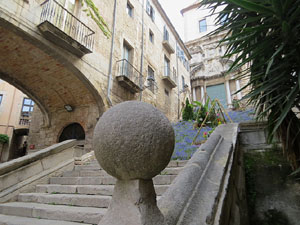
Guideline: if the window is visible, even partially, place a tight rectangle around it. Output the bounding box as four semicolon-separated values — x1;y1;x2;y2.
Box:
149;30;154;43
146;0;155;22
126;2;133;17
164;56;170;77
0;94;2;105
21;98;34;117
163;26;169;41
122;41;133;77
182;76;185;90
199;19;207;33
165;89;169;96
220;14;228;25
147;66;155;93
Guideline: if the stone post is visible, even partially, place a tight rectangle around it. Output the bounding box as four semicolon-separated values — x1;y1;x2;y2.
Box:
93;101;175;225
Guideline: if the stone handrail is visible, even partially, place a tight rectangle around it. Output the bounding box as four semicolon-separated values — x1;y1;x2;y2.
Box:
158;123;239;225
0;140;77;202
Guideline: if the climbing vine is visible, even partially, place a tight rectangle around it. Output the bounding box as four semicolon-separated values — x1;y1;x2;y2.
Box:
80;0;111;37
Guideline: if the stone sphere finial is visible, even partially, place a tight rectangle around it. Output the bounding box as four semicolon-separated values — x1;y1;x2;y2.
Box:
93;101;175;180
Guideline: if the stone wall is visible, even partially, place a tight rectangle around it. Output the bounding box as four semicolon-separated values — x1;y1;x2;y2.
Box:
0;0;191;152
187;32;249;108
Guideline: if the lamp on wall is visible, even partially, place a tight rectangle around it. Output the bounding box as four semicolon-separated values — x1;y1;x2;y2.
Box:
64;104;74;112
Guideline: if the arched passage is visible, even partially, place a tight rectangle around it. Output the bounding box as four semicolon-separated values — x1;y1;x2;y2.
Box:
0;19;106;151
59;123;85;142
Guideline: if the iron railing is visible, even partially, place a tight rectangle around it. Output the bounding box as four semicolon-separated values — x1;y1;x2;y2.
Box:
163;66;177;84
40;0;95;51
117;59;141;87
19;117;30;126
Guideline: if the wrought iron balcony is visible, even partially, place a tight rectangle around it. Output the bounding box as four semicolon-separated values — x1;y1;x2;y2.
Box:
116;59;142;94
162;66;177;88
19;116;31;127
38;0;95;57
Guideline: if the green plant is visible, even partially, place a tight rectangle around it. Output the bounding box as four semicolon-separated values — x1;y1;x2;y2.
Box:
0;134;9;144
182;98;194;121
80;0;111;37
232;98;240;111
202;0;300;170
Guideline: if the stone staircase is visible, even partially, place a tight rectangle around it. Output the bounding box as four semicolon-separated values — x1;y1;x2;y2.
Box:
0;160;187;225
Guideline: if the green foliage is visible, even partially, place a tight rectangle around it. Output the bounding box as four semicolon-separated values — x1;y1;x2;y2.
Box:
182;98;194;121
232;98;240;111
0;134;9;144
202;0;300;170
192;99;224;128
80;0;111;37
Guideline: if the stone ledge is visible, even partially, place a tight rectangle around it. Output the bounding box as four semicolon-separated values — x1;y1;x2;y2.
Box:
0;140;76;176
158;123;239;225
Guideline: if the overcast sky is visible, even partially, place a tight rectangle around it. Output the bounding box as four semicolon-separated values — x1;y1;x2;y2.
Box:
158;0;196;40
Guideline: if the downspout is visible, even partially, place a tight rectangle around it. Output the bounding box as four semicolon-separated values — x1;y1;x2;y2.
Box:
107;0;117;106
139;0;145;101
176;42;180;119
5;88;17;134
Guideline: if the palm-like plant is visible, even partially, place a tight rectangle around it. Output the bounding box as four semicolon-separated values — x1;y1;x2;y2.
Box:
202;0;300;170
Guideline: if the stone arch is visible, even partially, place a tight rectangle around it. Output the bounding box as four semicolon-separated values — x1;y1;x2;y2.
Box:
191;62;204;77
0;18;107;150
0;19;106;126
58;122;85;142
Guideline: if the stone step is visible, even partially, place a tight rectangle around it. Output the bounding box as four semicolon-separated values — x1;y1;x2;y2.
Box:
0;202;105;224
18;193;111;208
36;184;169;196
74;165;102;171
50;175;176;185
167;160;188;167
74;160;188;171
65;167;182;177
162;167;184;175
0;214;90;225
62;170;108;177
36;184;114;195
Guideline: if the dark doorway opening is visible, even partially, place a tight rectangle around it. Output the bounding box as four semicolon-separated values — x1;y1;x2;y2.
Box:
59;123;85;142
8;128;29;160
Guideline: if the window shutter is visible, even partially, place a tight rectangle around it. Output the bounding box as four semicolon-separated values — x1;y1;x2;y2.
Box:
152;7;155;21
146;0;150;15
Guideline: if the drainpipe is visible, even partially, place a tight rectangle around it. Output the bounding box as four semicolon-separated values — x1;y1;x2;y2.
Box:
176;43;180;119
5;88;17;134
107;0;117;106
139;0;145;101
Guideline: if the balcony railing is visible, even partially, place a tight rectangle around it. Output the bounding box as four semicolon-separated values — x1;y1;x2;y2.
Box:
19;117;31;126
116;59;142;93
39;0;95;56
162;66;177;88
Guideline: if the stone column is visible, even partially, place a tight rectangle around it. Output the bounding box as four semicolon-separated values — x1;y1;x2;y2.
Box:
201;86;205;104
93;101;175;225
235;79;242;100
192;87;197;102
225;80;232;107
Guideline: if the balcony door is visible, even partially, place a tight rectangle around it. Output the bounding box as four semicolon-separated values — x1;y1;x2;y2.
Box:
164;56;170;77
56;0;76;36
122;42;133;77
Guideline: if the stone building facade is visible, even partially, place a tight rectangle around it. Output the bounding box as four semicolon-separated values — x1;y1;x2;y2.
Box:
0;0;191;154
0;80;33;161
181;1;247;108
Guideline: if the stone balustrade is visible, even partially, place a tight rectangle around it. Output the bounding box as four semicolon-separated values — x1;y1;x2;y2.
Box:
0;140;77;203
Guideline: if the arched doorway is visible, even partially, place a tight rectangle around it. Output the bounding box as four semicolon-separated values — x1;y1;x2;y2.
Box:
59;123;85;142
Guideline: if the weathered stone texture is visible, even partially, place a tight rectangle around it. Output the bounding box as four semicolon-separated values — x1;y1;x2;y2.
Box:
93;101;175;180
